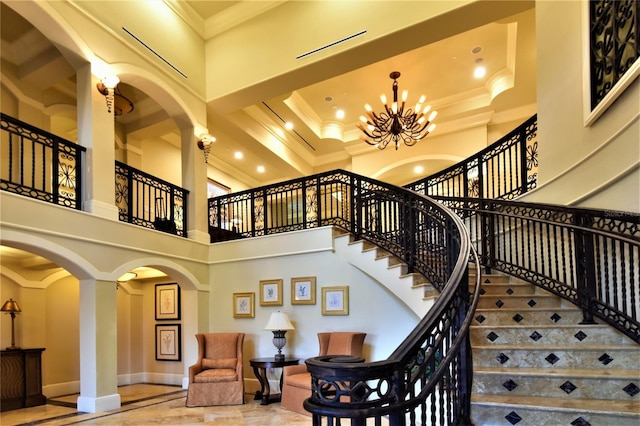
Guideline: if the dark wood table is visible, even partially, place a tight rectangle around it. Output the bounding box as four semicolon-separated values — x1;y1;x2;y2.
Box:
249;357;299;405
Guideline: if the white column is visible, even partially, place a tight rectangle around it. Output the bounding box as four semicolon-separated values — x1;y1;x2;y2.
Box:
180;127;210;243
76;64;119;220
77;278;120;413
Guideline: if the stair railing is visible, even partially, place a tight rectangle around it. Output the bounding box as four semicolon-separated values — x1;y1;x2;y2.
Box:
405;114;538;201
437;196;640;343
0;113;85;210
209;170;480;424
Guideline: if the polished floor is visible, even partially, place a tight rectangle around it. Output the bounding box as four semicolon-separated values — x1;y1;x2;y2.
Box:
0;384;315;425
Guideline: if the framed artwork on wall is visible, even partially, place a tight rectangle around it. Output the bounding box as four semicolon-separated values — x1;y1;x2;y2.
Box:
233;292;255;318
322;286;349;316
259;279;283;306
155;324;181;361
155;283;180;320
291;276;316;305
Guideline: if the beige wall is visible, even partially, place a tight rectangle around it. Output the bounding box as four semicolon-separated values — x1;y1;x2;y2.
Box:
528;0;640;212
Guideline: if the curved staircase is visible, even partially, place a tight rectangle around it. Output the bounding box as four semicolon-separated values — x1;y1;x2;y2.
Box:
333;229;639;425
470;271;640;425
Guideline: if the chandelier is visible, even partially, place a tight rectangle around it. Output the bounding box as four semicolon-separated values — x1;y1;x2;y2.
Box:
358;71;437;150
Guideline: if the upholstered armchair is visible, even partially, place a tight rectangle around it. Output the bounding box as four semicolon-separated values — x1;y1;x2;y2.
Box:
280;331;366;416
185;332;245;407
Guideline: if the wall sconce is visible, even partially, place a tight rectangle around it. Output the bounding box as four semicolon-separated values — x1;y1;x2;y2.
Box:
197;134;216;163
1;298;22;350
264;311;295;361
96;75;120;114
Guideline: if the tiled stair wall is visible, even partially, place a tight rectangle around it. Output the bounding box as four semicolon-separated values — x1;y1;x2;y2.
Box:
470;272;640;426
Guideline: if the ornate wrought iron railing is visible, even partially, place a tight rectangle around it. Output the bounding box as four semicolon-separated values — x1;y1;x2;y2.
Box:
438;196;640;343
0;113;85;209
405;114;538;200
115;161;188;237
209;170;479;424
590;0;639;109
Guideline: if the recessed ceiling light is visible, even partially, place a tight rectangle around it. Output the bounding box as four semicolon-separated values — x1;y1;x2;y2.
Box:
234;151;243;159
284;122;294;130
257;165;265;173
414;165;424;174
335;109;345;119
472;46;482;54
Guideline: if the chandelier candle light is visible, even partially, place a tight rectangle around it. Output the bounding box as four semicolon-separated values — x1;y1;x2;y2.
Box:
358;71;437;150
264;311;295;361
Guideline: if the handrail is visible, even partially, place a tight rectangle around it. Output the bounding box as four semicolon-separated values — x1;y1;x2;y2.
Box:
115;161;189;237
436;196;640;343
209;170;479;424
406;114;538;200
0;113;85;209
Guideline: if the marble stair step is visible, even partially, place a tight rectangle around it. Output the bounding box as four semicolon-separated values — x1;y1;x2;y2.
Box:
469;273;513;284
471;282;536;295
473;307;584;326
477;294;561;309
473;344;640;369
473;367;640;401
471;324;635;346
471;394;640;426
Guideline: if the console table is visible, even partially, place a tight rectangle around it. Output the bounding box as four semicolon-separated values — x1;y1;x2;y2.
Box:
0;348;46;411
250;357;299;405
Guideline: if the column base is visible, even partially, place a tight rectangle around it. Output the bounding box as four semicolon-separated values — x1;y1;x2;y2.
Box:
77;393;121;413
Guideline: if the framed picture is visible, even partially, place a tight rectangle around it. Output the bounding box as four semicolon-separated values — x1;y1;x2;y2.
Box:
155;283;180;320
322;286;349;316
291;276;316;305
233;292;255;318
155;324;181;361
260;279;283;306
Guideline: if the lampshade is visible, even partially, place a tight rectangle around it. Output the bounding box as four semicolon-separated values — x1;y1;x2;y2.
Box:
1;298;21;313
264;311;294;331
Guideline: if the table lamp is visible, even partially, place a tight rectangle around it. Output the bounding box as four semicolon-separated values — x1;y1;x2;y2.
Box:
1;298;22;350
264;311;294;361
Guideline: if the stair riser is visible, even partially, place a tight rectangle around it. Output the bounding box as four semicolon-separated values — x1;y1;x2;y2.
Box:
471;403;640;426
474;347;640;370
474;309;585;326
472;284;536;295
473;373;640;401
471;326;633;346
477;296;561;309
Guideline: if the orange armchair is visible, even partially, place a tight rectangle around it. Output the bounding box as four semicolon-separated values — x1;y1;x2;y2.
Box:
185;332;245;406
280;331;366;416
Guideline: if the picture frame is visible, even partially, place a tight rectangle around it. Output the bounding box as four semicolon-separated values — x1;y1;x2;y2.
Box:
155;324;181;361
322;286;349;316
291;276;316;305
155;283;180;320
233;292;255;318
260;279;283;306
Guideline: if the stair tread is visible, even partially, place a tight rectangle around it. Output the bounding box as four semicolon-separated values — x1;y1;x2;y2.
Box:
472;393;640;415
472;323;624;330
474;343;634;350
474;366;640;378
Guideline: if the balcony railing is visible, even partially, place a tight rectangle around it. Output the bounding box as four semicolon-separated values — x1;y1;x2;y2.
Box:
209;170;480;425
115;161;188;237
0;113;188;237
406;114;538;200
0;113;85;209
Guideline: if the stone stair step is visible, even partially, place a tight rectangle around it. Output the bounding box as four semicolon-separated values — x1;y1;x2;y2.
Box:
470;273;513;284
471;324;635;346
471;394;640;426
477;294;561;309
471;282;537;295
474;307;584;326
473;345;640;370
473;367;640;401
